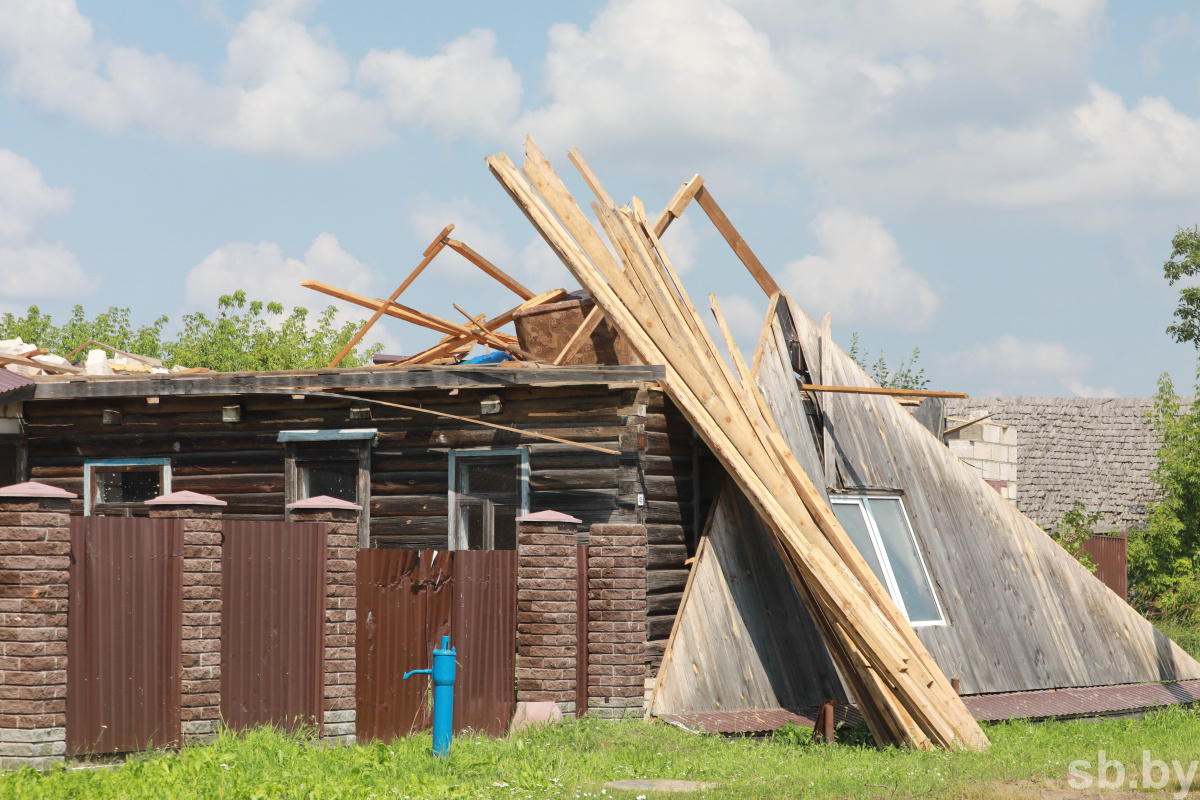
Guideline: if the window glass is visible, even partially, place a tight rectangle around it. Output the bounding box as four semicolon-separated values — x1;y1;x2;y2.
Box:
464;459;519;495
95;468;161;504
461;502;486;551
832;502;887;585
493;504;517;550
868;498;942;624
305;464;357;503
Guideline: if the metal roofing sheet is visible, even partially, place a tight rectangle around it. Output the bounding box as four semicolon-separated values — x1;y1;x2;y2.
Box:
0;368;36;404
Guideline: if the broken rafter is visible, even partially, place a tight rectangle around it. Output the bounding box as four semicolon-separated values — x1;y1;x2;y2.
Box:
394;288;568;366
327;223;455;368
488;135;988;752
444;239;536;301
801;385;969;400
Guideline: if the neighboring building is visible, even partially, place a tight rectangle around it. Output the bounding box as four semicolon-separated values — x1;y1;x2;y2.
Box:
946;397;1166;533
943;416;1018;504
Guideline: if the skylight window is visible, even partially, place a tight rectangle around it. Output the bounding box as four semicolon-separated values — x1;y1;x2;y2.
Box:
830;496;945;626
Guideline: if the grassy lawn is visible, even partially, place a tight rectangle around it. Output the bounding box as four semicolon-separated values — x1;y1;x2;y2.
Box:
4;707;1200;800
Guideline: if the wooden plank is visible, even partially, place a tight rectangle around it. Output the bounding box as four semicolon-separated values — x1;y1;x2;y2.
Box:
0;352;81;374
33;365;665;399
652;175;704;237
649;482;845;716
553;307;605;365
444;238;536;300
692;185;780;296
326;223;454;367
802;384;968;399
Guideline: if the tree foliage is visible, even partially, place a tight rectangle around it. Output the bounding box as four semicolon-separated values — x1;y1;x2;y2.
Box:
1047;502;1099;574
1163;225;1200;347
0;291;380;372
847;333;930;390
1131;371;1200;620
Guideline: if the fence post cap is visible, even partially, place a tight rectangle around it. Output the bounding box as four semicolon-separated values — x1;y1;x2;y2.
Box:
286;495;362;511
146;490;227;506
516;510;581;524
0;481;77;499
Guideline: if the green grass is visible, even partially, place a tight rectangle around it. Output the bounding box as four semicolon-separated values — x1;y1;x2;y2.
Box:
6;707;1200;800
1156;617;1200;660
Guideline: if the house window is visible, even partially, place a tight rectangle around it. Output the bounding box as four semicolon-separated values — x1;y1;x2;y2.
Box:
281;429;375;548
84;458;171;516
830;495;945;626
448;449;529;551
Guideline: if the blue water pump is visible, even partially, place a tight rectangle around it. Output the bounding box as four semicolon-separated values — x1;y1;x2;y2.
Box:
403;635;456;757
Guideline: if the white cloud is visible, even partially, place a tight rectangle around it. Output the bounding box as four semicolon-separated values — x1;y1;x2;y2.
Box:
779;209;939;331
359;29;522;140
183;232;398;348
0;0;521;158
944;334;1115;396
0;149;93;301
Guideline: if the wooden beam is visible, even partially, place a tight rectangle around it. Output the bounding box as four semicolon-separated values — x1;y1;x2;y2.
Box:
326;223;454;367
801;384;968;399
395;288;568;366
943;413;996;436
653;175;704;237
0;351;81;375
451;304;549;363
304;280;469;338
693;185;781;297
444;239;535;300
568;147;617;208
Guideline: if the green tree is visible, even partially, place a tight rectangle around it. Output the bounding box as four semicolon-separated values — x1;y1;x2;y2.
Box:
0;304;168;359
1163;225;1200;346
0;291;380;372
847;333;930;390
1047;502;1099;574
1131;371;1200;620
164;291;379;372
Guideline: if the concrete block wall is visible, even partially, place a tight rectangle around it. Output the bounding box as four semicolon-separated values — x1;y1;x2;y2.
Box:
945;419;1018;503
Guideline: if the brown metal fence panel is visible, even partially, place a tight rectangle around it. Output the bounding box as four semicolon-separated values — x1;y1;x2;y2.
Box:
452;549;517;736
1082;533;1128;599
221;520;325;733
575;544;589;717
67;517;183;756
356;550;454;743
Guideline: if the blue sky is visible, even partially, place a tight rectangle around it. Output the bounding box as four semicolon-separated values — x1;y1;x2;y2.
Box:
2;1;1200;397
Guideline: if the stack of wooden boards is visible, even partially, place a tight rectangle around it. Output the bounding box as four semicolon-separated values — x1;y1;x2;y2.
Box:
487;135;990;751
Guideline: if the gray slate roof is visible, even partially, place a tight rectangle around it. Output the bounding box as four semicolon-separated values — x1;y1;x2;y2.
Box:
946;397;1171;531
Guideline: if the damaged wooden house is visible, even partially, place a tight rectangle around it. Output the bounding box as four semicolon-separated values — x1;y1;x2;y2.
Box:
1;139;1197;760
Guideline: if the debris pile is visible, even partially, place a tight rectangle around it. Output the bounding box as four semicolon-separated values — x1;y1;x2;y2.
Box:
483;136;989;751
0;338;190;378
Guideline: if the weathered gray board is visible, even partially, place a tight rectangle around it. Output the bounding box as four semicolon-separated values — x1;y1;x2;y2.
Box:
649;481;846;716
649;302;845;715
786;297;1200;694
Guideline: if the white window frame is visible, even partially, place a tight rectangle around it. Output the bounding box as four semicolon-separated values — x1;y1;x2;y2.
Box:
447;448;530;551
83;458;171;516
830;495;946;627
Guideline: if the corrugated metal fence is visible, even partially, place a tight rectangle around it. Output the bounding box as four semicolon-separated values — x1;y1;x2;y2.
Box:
67;517;183;756
356;549;516;742
221;520;326;733
1082;533;1128;599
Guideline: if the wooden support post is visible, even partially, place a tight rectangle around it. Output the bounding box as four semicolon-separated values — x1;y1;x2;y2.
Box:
327;224;454;367
815;700;837;744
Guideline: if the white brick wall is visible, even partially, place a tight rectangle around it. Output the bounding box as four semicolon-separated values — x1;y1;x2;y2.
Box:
945;419;1018;505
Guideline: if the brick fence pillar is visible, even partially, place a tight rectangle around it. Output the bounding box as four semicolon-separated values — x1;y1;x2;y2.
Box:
147;490;226;746
587;524;647;719
287;496;359;746
0;481;75;770
516;510;580;719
